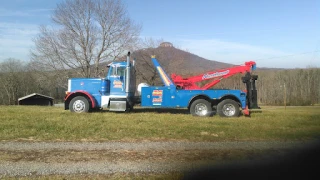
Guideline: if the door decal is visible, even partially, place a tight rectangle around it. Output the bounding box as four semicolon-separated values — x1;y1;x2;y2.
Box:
152;90;163;105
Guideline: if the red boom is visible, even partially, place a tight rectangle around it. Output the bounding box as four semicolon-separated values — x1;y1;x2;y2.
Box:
171;61;256;90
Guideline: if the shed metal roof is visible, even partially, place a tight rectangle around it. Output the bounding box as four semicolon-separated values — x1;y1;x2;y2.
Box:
18;93;54;101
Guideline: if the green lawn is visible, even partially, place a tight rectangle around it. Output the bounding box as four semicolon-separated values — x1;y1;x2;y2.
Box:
0;105;319;141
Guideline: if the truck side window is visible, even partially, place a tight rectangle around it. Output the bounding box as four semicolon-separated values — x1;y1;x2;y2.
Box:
111;66;125;76
118;67;125;76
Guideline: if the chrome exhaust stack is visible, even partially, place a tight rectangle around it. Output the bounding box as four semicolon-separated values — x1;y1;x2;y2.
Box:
125;52;131;96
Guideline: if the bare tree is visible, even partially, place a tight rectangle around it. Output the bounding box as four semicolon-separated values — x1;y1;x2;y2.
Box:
0;58;68;105
0;59;26;105
132;38;164;86
31;0;141;79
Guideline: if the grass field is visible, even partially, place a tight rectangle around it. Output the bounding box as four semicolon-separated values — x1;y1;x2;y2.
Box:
0;105;319;142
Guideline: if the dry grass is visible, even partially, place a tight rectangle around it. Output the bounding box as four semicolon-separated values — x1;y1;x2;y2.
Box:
2;173;184;180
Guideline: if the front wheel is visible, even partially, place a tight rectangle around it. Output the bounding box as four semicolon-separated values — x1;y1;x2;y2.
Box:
217;99;240;117
69;96;90;113
190;99;212;117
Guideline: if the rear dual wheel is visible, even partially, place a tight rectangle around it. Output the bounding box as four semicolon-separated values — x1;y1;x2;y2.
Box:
190;99;212;117
217;99;240;117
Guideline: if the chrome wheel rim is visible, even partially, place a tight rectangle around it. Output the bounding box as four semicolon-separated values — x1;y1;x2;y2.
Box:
222;104;236;116
195;103;208;116
73;100;85;113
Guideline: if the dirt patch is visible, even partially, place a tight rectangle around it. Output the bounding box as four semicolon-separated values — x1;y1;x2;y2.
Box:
0;149;280;163
0;140;315;178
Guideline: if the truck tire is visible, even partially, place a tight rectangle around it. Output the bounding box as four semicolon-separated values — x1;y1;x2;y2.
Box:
69;96;90;113
217;99;240;117
190;99;212;117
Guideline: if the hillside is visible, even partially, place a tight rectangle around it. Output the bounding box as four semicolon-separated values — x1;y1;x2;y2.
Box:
133;46;232;75
129;45;234;85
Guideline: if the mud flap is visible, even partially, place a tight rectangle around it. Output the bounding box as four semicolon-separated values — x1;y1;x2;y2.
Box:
242;105;250;116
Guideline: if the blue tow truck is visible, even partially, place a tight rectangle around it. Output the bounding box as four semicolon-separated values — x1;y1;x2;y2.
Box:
64;52;259;117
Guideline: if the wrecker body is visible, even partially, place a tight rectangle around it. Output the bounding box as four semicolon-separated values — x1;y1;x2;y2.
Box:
64;52;259;117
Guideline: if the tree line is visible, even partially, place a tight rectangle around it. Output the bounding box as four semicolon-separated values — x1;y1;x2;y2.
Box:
256;68;320;106
1;56;319;106
212;68;320;106
0;59;66;105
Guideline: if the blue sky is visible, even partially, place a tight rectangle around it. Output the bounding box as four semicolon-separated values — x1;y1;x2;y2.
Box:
0;0;319;68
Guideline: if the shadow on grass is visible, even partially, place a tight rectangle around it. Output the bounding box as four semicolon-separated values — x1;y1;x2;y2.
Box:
132;108;190;114
95;107;220;116
132;106;220;116
183;139;320;180
249;109;263;114
92;108;266;117
93;108;190;114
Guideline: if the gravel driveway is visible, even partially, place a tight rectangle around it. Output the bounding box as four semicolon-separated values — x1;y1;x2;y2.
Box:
0;140;314;178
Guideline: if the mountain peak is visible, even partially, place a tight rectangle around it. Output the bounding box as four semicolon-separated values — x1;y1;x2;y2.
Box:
159;42;174;48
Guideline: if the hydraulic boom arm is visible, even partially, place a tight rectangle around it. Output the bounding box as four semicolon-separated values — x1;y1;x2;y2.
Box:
171;61;257;90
